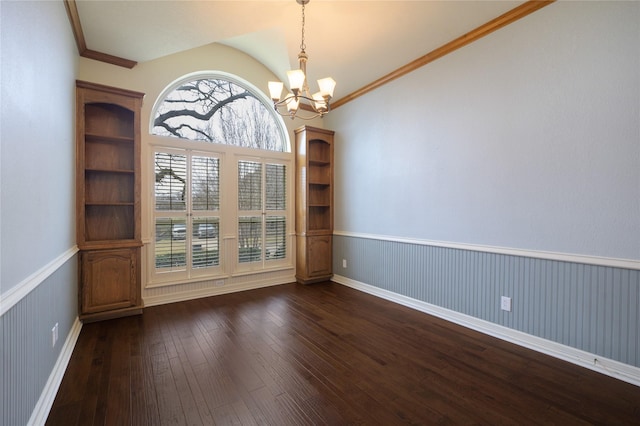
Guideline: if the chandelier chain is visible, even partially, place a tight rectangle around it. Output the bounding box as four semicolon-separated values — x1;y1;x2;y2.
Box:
300;2;306;52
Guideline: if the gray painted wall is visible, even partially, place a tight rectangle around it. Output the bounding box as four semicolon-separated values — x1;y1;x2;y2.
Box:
1;1;78;424
325;1;639;372
1;0;77;293
326;1;639;261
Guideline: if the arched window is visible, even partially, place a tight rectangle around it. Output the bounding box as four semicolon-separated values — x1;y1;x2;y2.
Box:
149;72;292;285
151;72;288;152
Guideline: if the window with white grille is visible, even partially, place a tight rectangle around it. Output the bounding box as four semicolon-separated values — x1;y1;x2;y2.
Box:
149;72;291;283
154;151;220;275
237;161;287;265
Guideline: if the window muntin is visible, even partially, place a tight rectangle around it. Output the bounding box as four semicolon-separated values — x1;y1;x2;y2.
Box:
237;160;287;265
155;217;187;271
154;152;187;211
266;163;286;210
266;216;286;261
265;164;287;261
154;151;221;275
191;217;220;269
192;156;220;210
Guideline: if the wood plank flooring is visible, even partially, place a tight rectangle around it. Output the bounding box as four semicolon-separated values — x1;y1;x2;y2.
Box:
47;282;640;425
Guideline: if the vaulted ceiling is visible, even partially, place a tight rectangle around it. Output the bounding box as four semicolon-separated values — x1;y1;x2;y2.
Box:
66;0;554;106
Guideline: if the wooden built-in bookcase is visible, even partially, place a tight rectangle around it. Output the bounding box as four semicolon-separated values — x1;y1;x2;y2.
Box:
295;126;334;284
76;80;144;321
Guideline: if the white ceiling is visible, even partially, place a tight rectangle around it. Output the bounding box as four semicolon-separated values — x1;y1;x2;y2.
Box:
75;0;526;101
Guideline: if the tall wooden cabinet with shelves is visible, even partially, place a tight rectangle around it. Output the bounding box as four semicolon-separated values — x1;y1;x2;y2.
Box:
295;126;334;284
76;80;144;322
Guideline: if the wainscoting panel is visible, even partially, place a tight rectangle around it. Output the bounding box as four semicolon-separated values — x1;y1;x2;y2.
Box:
1;254;78;426
144;268;296;307
333;234;639;368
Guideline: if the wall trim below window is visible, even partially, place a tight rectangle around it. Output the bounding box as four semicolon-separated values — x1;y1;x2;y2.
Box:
145;266;295;289
143;268;295;307
333;231;640;271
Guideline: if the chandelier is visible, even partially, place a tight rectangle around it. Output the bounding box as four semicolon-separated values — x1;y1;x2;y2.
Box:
268;0;336;120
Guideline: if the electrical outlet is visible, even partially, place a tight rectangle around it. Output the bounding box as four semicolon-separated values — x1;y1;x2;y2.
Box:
214;279;225;287
501;296;512;312
342;259;347;268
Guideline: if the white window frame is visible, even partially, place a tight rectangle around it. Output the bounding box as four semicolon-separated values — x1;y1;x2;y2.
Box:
147;72;293;287
151;147;225;283
235;155;291;274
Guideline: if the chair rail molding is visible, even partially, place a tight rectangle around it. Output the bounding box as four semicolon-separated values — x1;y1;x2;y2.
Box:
1;246;79;316
333;230;640;271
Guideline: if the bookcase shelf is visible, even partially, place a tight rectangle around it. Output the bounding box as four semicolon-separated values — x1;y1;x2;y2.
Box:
295;126;334;284
76;80;144;322
86;133;135;143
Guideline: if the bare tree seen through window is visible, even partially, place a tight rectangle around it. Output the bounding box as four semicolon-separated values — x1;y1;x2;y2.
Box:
153;78;285;151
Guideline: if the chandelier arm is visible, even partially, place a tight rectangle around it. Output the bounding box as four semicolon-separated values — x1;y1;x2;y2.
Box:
273;93;321;108
272;94;331;120
273;107;323;121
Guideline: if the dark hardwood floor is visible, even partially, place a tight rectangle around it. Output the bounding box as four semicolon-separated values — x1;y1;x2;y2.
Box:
47;282;640;425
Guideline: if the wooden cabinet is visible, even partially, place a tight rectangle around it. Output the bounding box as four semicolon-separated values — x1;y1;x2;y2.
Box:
80;248;139;315
76;81;144;321
295;126;334;284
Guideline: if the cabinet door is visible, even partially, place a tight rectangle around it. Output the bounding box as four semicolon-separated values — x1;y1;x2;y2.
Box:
307;235;332;277
81;248;137;314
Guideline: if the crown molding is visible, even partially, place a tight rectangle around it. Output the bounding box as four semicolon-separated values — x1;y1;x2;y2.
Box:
63;0;137;69
62;0;554;99
332;0;555;109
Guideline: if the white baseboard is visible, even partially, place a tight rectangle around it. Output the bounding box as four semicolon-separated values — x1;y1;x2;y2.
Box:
332;274;640;388
28;317;83;426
